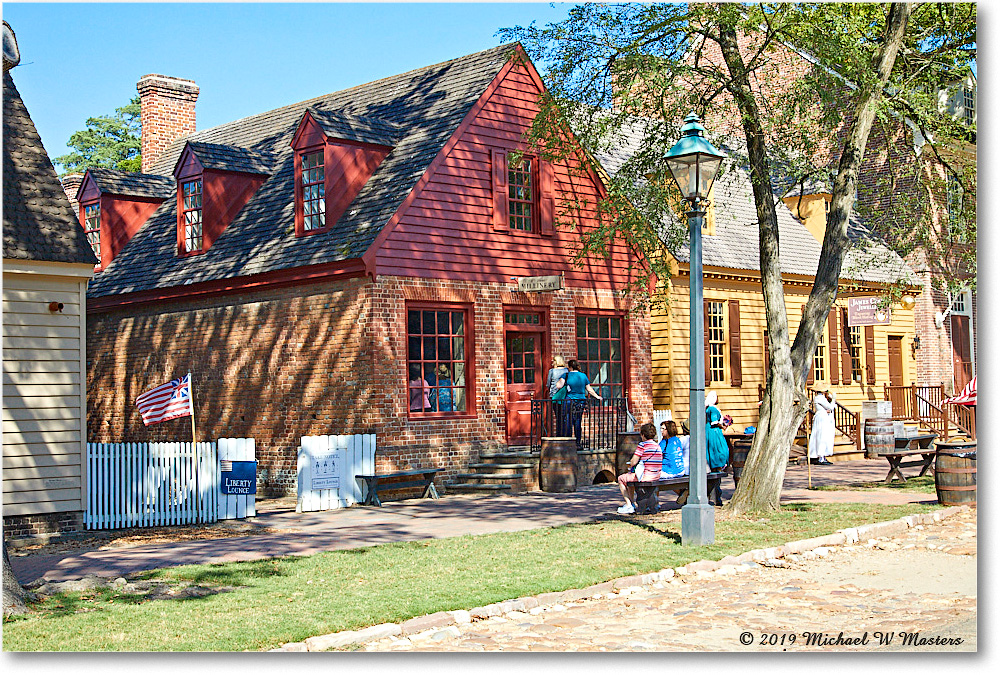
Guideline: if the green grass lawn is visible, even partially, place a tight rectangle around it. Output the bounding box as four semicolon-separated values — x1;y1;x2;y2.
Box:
809;475;937;494
3;501;941;652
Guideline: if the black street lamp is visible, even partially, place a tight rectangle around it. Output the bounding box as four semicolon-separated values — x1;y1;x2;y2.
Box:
663;112;725;546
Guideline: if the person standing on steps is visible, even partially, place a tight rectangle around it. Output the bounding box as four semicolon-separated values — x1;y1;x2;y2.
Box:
556;359;602;449
546;355;569;436
808;389;836;465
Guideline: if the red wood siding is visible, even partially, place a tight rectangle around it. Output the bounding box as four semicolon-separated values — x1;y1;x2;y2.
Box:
202;169;268;252
102;194;166;269
375;60;639;291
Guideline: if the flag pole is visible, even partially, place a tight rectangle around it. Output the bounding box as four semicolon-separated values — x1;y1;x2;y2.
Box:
188;371;197;447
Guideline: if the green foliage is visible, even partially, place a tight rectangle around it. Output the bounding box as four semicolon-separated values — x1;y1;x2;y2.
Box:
2;501;941;650
53;95;142;174
500;3;977;301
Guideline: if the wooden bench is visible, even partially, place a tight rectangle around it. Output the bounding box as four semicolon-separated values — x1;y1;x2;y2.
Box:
632;472;726;515
356;468;440;507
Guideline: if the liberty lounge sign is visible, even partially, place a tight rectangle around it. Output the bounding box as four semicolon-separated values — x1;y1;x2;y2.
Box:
847;297;892;326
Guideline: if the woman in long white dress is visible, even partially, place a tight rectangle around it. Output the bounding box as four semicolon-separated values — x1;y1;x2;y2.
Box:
808;390;836;465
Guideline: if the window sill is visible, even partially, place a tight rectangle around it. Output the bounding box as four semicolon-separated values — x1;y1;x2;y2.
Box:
406;411;478;422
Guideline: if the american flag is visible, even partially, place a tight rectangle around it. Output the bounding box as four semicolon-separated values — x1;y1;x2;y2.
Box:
135;374;194;426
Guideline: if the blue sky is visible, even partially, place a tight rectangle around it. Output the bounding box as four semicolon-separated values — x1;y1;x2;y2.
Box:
4;2;573;169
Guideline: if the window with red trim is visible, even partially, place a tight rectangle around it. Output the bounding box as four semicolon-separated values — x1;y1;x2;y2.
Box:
301;150;326;232
407;306;470;415
576;314;625;399
83;201;101;262
508;156;534;231
181;178;203;253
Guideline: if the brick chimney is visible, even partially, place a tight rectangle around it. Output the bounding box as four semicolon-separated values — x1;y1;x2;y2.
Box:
61;173;84;217
137;74;199;173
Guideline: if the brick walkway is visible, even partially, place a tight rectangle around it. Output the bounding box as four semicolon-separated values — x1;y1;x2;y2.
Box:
9;459;938;585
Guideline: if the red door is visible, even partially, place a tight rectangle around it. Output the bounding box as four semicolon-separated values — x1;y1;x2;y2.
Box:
505;331;542;446
951;315;973;392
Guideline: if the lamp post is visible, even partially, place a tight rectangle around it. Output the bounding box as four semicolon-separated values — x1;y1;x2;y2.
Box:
663;112;725;546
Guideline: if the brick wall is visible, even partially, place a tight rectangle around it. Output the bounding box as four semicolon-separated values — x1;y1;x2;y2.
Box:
137;74;199;174
87;275;652;497
3;510;84;543
61;172;84;217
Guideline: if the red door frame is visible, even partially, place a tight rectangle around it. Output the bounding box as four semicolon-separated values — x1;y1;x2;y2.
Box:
502;306;550;445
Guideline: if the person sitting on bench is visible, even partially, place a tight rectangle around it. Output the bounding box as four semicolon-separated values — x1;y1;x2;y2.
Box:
617;422;662;515
659;420;687;479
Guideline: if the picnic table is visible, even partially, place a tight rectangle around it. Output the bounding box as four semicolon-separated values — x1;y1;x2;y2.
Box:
881;433;937;483
356;468;440;506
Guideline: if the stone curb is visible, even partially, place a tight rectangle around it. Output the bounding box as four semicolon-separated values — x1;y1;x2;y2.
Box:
270;505;971;651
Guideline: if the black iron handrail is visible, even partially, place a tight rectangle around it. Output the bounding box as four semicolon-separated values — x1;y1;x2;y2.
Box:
529;397;629;454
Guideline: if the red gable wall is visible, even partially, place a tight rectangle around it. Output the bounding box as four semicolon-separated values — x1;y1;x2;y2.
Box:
373;57;640;291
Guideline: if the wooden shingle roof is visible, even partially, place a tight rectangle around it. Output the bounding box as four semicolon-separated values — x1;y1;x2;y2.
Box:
88;43;514;298
3;71;98;265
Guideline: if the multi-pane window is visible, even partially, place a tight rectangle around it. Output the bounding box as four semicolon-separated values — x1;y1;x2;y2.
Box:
83;202;101;260
508;157;534;231
505;312;540;325
963;85;975;127
954;292;967;314
181;179;203;253
505;334;537;385
707;301;726;383
407;308;467;414
813;330;827;382
301;151;326;231
849;326;864;383
576;315;624;399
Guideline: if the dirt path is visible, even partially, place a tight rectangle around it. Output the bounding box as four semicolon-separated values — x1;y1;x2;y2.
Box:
362;508;976;652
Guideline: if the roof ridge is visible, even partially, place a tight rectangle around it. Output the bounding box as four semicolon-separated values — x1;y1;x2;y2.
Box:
188;42;516;143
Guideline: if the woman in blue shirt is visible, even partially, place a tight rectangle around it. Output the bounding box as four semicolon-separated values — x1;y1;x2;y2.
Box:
556;359;602;448
659;420;687;478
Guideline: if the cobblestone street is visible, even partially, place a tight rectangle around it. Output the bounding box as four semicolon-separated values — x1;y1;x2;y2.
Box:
362;508;976;652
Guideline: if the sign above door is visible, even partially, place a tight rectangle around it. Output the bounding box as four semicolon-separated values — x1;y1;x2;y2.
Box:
517;275;564;292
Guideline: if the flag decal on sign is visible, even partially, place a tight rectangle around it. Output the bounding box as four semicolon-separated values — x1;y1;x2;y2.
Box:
220;460;233;472
135;374;194;426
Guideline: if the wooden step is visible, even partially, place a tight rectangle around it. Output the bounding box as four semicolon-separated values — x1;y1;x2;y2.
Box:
479;451;538;460
454;472;524;481
469;462;535;470
443;482;513;492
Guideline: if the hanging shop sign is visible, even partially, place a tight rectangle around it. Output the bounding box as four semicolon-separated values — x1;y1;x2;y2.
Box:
847;297;892;326
517;275;563;292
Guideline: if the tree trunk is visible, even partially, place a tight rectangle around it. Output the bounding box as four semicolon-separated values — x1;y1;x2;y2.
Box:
718;3;913;514
3;540;28;617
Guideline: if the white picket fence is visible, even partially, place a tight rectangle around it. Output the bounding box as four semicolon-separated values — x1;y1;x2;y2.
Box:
85;442;218;530
218;437;256;520
297;434;375;512
653;409;674;429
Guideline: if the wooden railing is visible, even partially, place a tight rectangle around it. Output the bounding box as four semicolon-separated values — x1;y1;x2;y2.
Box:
884;384;975;439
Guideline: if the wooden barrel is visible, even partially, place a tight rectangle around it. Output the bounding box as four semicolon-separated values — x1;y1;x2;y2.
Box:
616;432;642;477
731;441;752;488
864;418;895;459
935;441;976;506
540;437;578;492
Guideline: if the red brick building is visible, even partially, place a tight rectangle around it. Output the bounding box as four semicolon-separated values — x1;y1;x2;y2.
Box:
81;45;652;496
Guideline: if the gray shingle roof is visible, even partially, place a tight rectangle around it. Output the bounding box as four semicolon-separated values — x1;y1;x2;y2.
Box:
87;168;174;199
305;108;404;147
3;71;98;265
88;43;513;299
595;120;916;286
183;141;274;175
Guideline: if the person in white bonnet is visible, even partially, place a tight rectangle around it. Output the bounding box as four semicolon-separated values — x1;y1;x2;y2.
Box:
808;390;836;465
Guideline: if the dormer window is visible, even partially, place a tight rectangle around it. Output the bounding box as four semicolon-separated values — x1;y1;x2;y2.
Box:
290;109;397;238
181;178;203;253
301;151;326;231
83;201;101;260
508;156;535;232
